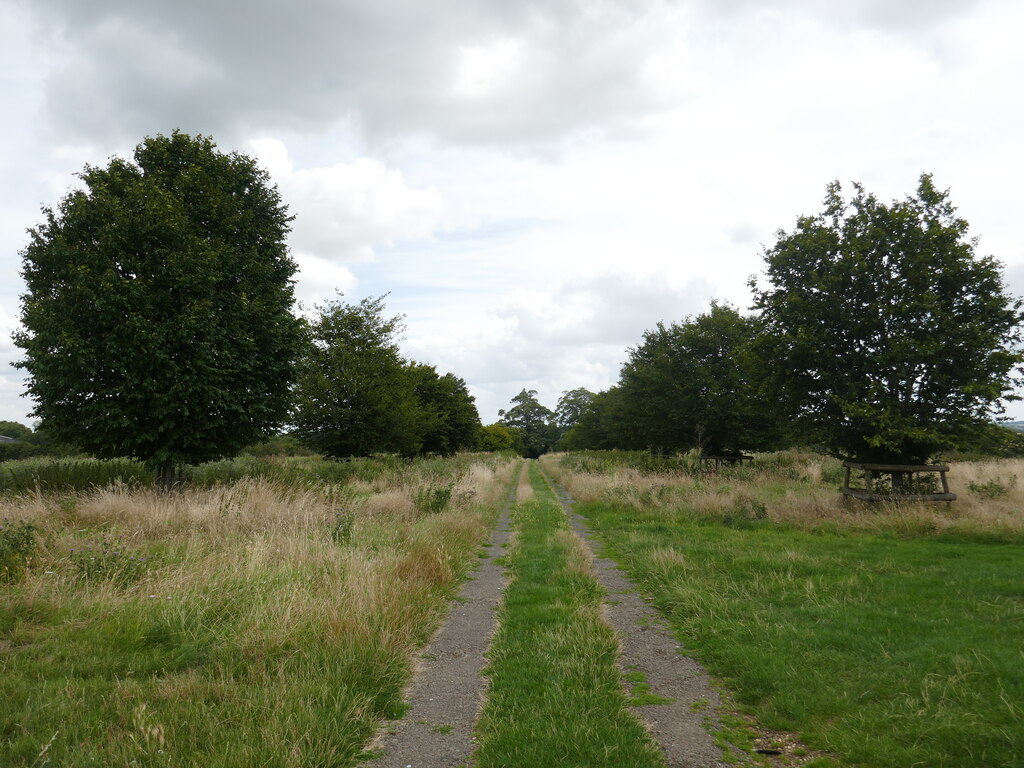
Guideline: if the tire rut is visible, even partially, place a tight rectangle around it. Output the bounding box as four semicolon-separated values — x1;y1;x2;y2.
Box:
368;483;516;768
539;465;728;768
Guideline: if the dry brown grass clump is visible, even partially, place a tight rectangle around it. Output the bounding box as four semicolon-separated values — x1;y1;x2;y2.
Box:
516;462;534;502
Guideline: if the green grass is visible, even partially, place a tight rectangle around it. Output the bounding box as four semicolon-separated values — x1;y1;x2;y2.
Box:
0;457;153;493
0;454;517;767
570;499;1024;767
473;462;664;768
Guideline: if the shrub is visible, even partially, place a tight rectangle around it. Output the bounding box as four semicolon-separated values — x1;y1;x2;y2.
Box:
69;539;150;586
967;478;1013;500
0;458;152;493
414;484;454;515
0;519;37;582
329;510;356;545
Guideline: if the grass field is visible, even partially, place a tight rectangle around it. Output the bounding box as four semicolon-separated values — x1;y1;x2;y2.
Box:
0;453;516;767
543;450;1024;768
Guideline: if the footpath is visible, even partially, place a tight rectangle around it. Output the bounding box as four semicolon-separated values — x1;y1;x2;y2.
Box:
370;460;725;767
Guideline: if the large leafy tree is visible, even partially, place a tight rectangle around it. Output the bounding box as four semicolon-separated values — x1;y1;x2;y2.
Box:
499;389;558;458
554;388;595;438
560;387;630;451
15;131;303;487
752;174;1023;464
479;423;524;454
407;363;481;455
617;303;778;455
294;296;423;457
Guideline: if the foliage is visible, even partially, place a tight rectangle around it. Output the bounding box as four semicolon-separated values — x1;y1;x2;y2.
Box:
966;477;1012;499
413;483;454;515
499;389;558;458
328;509;355;544
558;449;695;475
0;422;33;441
294;296;480;458
616;303;780;455
407;363;481;455
950;422;1024;459
294;296;423;457
559;387;630;451
15;131;303;486
554;388;595;439
0;519;37;583
69;540;150;586
478;423;524;453
240;435;318;458
752;174;1024;464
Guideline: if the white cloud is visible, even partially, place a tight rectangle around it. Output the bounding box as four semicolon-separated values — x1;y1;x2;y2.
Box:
403;270;715;421
250;138;443;267
454;39;523;99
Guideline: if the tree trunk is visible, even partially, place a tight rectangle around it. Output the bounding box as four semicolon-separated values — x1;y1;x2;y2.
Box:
155;460;179;493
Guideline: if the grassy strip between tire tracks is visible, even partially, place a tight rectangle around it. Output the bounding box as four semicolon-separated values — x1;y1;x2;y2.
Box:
547;456;1024;768
473;461;665;768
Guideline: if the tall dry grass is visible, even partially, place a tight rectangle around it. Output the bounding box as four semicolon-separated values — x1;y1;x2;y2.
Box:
0;455;517;767
515;462;534;502
541;452;1024;538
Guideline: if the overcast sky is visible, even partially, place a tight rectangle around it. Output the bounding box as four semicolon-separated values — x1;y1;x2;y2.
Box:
2;0;1024;426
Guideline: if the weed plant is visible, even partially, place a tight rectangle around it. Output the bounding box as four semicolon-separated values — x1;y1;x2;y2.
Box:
413;483;454;515
0;519;36;582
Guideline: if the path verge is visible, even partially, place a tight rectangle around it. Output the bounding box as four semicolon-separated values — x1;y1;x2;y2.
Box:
538;464;727;768
369;475;517;768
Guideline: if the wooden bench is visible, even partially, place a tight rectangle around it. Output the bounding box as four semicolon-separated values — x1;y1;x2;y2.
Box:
842;461;956;502
699;454;754;472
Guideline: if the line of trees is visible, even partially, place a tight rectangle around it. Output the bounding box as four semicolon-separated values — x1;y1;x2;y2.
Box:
13;132;484;486
14;131;1023;475
293;295;481;458
563;175;1024;465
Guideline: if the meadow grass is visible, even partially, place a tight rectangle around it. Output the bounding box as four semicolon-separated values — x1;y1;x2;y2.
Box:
543;451;1024;768
473;461;664;768
0;454;516;767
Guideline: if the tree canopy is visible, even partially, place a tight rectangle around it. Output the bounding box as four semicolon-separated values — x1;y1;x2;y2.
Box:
294;296;420;457
499;389;558;458
752;174;1024;463
555;388;595;438
618;303;778;455
293;296;481;457
15;131;303;485
407;363;481;455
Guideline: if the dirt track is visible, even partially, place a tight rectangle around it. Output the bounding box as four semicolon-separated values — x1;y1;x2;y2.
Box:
371;463;725;767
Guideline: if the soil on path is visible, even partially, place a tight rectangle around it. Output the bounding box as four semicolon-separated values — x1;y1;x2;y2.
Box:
368;483;516;768
541;467;728;768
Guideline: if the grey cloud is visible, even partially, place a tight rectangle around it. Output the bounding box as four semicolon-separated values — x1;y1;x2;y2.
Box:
29;0;666;149
496;271;715;347
698;0;982;30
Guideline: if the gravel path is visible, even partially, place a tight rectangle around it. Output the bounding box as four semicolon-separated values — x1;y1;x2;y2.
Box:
369;486;515;768
542;468;728;768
